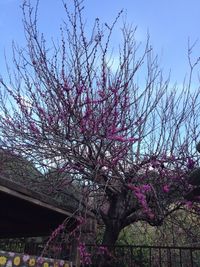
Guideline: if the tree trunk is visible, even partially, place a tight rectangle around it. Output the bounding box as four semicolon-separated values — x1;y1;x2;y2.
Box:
102;225;119;247
96;224;121;267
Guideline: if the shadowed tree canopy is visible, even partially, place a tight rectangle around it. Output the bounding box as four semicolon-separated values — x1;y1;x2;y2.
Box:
0;0;200;265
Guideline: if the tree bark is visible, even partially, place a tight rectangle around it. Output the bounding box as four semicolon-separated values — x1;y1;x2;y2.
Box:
96;224;121;267
102;225;119;247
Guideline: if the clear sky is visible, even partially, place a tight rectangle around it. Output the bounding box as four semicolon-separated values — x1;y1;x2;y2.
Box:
1;0;200;85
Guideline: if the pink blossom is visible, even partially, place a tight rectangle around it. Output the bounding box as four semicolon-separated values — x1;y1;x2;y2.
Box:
29;122;40;134
127;137;139;142
77;85;84;94
169;155;176;160
148;212;155;219
108;135;139;142
98;90;105;98
128;184;153;218
108;135;126;142
109;126;118;134
5;118;13;126
128;184;151;193
134;117;144;126
187;157;195;169
128;184;136;191
112;156;121;165
98;246;112;256
50;223;64;239
77;216;85;225
163;185;170;193
47;115;53;124
185;201;193;209
110;87;118;93
38;107;46;116
78;242;92;265
141;184;151;192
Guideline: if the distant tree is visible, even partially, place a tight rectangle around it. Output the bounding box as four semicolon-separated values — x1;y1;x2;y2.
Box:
0;0;200;265
117;208;200;247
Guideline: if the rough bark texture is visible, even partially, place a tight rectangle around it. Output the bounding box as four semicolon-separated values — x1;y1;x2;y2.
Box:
102;225;120;247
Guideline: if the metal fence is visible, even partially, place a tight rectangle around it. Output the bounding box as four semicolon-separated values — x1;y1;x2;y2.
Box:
85;244;200;267
1;239;200;266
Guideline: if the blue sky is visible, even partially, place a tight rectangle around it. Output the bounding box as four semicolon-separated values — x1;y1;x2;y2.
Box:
1;0;200;84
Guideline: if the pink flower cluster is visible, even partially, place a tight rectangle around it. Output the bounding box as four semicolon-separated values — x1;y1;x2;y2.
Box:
187;157;195;169
78;242;92;265
108;135;139;143
51;224;65;239
128;184;154;218
97;246;112;257
29;122;40;135
163;185;170;193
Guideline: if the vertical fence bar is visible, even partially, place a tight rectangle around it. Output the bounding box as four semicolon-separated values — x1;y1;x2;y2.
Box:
159;248;162;266
168;248;172;267
130;246;133;267
179;248;182;267
190;248;194;267
149;247;152;267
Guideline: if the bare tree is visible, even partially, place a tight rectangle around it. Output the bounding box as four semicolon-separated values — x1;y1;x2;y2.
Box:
0;0;200;265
